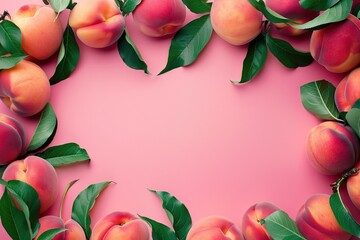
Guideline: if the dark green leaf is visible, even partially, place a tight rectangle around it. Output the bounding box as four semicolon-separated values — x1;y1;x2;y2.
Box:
248;0;293;23
300;80;342;121
117;30;149;74
0;165;7;178
181;0;212;14
115;0;124;10
0;44;8;55
0;20;24;54
37;228;67;240
260;210;306;240
330;192;360;237
294;0;352;30
0;53;28;70
150;190;191;240
35;143;90;167
139;215;177;240
299;0;340;11
351;99;360;109
159;14;213;75
27;103;57;153
71;181;112;239
346;108;360;138
122;0;142;15
50;25;80;85
265;33;313;68
49;0;70;13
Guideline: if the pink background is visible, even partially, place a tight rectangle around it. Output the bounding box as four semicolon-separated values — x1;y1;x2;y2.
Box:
0;1;347;239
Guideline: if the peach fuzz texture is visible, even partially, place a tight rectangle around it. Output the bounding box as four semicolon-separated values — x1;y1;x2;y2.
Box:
90;211;149;240
296;194;352;240
64;219;87;240
2;156;59;213
0;114;26;165
210;0;263;46
12;4;63;61
347;162;360;211
34;216;65;240
0;60;50;117
310;14;360;73
335;67;360;112
69;0;125;48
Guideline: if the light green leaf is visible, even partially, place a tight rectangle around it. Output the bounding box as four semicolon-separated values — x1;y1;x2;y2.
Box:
49;0;71;13
37;228;67;240
0;53;28;70
122;0;142;15
139;215;177;240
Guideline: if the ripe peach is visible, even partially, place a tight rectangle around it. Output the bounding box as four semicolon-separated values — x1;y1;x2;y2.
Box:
34;216;65;240
347;162;360;211
2;156;59;213
187;216;243;240
64;219;86;240
335;67;360;112
210;0;263;46
296;194;352;240
242;202;280;240
306;121;359;175
90;212;149;240
69;0;125;48
0;114;26;165
132;0;186;37
12;4;63;61
310;14;360;73
0;60;50;117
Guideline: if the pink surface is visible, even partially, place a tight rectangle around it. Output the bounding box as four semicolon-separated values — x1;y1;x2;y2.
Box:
0;1;348;239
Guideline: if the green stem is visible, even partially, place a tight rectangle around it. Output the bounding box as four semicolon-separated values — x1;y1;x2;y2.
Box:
331;168;359;193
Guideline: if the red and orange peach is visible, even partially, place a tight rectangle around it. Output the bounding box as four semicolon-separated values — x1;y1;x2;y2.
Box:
347;162;360;211
64;219;86;240
335;67;360;112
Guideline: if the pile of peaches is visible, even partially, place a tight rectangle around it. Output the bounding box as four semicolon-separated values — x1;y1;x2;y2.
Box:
1;0;360;239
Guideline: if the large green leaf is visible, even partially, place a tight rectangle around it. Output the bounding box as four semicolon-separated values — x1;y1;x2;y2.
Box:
139;215;177;240
0;20;24;54
346;108;360;138
159;14;213;75
0;53;28;70
181;0;212;14
37;228;67;240
248;0;292;23
299;0;340;11
122;0;142;15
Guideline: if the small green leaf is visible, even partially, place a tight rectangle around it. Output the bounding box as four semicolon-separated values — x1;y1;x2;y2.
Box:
0;20;24;54
265;33;313;68
300;80;342;121
0;53;28;70
150;190;192;240
299;0;340;11
181;0;212;14
50;25;80;85
37;228;67;240
139;215;177;240
159;14;213;75
260;210;306;240
35;143;90;167
248;0;293;23
71;181;112;239
49;0;70;13
117;30;149;74
352;99;360;109
0;165;7;178
27;103;58;153
346;108;360;138
294;0;352;30
122;0;142;15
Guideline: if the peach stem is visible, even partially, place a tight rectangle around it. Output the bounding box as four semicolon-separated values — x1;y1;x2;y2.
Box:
331;168;360;192
59;179;79;219
0;10;10;21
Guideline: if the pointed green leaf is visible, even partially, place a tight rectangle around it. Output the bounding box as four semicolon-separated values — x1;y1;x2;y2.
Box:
159;14;213;75
71;181;112;239
300;80;342;121
139;215;177;240
122;0;142;15
0;20;24;54
0;53;28;70
299;0;340;11
0;165;7;178
37;228;67;240
248;0;293;23
49;0;70;13
346;108;360;138
181;0;212;14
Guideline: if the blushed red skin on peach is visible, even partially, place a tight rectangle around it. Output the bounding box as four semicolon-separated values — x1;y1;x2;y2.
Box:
310;14;360;73
296;194;352;240
0;60;50;117
90;212;149;240
12;5;63;61
69;0;125;48
34;216;65;240
186;216;243;240
306;121;359;175
210;0;263;46
2;156;59;213
64;219;86;240
335;68;360;112
347;162;360;211
242;202;280;240
132;0;186;37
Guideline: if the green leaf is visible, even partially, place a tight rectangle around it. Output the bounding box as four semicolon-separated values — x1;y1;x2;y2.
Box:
346;108;360;138
248;0;293;23
139;215;177;240
71;181;112;239
0;165;7;178
0;20;24;54
37;228;67;240
0;53;28;70
150;190;192;240
117;30;149;74
300;80;342;121
330;192;360;237
159;14;213;75
352;99;360;109
49;0;70;13
265;33;313;68
299;0;340;11
181;0;212;14
122;0;142;15
27;103;57;153
0;44;7;55
35;143;90;167
294;0;352;30
260;210;306;240
50;25;80;85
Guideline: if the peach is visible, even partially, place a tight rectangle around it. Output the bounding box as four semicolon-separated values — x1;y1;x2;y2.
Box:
347;162;360;210
132;0;186;37
64;219;86;240
12;4;63;61
90;211;149;240
306;121;359;175
296;194;351;240
210;0;263;46
310;14;360;73
242;202;280;240
0;60;50;117
0;114;26;165
69;0;125;48
2;156;59;213
335;67;360;112
186;216;243;240
34;216;65;240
